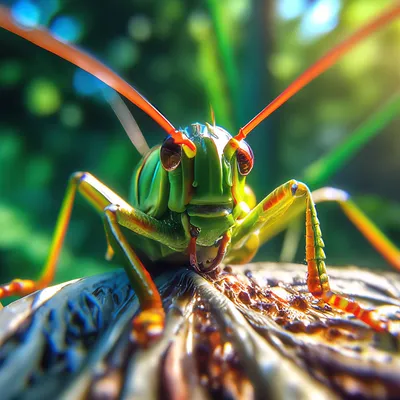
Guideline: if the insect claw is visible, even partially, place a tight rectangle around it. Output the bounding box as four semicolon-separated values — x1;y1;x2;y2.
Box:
131;308;165;348
363;310;391;333
105;244;114;261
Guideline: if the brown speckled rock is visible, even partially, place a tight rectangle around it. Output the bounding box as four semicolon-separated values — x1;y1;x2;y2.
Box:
0;263;399;399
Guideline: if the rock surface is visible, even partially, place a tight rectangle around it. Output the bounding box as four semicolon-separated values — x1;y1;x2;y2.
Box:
0;263;399;399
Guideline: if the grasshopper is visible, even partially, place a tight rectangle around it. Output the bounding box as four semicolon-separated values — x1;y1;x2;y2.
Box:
0;4;399;344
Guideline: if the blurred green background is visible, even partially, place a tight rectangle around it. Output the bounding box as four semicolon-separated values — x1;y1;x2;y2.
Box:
0;0;399;290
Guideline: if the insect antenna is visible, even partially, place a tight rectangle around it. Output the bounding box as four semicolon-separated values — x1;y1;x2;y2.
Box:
107;92;150;156
234;4;400;142
0;6;196;154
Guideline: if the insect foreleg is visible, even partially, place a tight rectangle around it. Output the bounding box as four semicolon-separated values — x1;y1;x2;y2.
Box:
0;171;190;343
0;172;152;297
103;205;164;345
229;180;388;331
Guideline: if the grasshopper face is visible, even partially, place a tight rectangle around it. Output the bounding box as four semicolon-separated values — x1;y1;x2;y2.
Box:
160;123;254;215
158;123;254;245
185;123;234;210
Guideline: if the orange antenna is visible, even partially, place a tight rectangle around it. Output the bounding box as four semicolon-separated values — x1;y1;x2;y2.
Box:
0;6;196;154
235;4;400;141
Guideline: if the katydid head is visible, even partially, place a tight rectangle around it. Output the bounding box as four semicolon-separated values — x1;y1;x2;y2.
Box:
159;123;254;217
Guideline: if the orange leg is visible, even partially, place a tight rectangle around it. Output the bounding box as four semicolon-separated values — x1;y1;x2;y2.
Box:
301;185;388;331
0;172;133;298
0;172;187;344
103;205;164;344
230;180;388;331
0;172;87;298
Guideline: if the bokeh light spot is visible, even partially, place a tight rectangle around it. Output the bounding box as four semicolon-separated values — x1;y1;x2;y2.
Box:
60;103;83;128
344;1;389;27
107;37;139;70
229;0;250;20
268;53;301;80
128;15;152;42
149;57;172;82
73;69;107;97
26;156;53;187
50;15;82;43
188;12;211;40
277;0;306;20
0;131;22;163
25;78;61;116
339;40;378;78
0;60;23;86
0;205;30;248
300;0;341;41
36;0;60;24
11;0;41;28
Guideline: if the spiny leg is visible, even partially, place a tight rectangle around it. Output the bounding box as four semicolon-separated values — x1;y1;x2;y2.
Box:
103;205;164;345
0;172;188;342
302;186;389;331
0;172;134;298
229;180;388;331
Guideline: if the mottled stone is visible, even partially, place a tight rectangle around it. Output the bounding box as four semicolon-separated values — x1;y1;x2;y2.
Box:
0;263;399;399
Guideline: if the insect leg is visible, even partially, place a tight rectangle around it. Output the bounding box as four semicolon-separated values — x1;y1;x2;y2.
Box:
229;180;388;331
0;171;94;298
312;187;400;270
0;171;139;299
0;172;182;301
103;205;165;345
1;171;190;342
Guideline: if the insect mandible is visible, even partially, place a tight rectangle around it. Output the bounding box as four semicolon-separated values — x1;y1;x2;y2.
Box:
0;4;400;345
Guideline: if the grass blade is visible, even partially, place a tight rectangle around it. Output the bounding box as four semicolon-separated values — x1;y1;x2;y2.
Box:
304;92;400;188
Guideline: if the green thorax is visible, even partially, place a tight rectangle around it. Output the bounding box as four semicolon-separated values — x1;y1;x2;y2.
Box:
130;123;248;247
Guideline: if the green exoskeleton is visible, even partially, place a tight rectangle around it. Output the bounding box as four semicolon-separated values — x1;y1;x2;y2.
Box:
1;5;400;344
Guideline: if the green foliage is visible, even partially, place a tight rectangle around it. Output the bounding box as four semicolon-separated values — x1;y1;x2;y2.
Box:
0;0;399;287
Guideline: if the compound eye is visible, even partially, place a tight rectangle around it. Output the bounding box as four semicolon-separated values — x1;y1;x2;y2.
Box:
160;135;182;171
236;141;254;175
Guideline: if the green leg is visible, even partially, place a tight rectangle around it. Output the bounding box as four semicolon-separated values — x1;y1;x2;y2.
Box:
103;205;164;344
0;172;189;344
228;180;388;331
